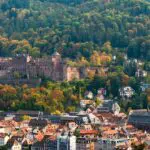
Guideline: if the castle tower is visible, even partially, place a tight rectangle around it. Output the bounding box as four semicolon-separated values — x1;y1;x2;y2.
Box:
11;54;32;79
51;51;61;65
51;52;63;81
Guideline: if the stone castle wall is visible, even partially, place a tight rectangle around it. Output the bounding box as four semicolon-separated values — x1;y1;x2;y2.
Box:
0;53;107;83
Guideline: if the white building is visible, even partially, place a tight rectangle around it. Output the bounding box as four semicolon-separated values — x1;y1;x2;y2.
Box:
84;91;94;99
135;69;147;78
80;100;94;108
7;140;22;150
88;113;101;124
98;138;130;150
0;133;9;146
57;133;76;150
112;102;120;116
119;86;134;98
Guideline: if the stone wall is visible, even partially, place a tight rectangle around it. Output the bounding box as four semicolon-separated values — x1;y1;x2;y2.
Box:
0;53;108;83
64;66;80;81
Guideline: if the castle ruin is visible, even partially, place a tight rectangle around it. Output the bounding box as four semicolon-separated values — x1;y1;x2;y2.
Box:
0;52;107;85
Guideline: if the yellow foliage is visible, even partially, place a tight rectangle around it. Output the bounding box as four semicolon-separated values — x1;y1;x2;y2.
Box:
90;51;101;65
78;57;89;66
87;70;95;79
90;51;112;66
99;53;112;64
21;115;31;121
52;110;62;115
121;74;130;86
102;41;112;53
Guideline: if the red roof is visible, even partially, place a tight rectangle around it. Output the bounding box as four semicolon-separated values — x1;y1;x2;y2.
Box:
35;132;44;142
80;130;98;135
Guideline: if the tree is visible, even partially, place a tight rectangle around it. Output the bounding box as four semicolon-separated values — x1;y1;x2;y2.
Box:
109;73;121;97
21;115;31;121
13;71;20;79
90;51;101;66
132;143;146;150
121;74;130;86
102;42;112;53
0;145;7;150
66;106;75;113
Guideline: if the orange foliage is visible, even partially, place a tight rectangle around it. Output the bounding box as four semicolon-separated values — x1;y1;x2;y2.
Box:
50;89;64;101
0;85;17;95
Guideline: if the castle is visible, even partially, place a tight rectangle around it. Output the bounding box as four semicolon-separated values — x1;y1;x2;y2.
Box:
0;52;107;84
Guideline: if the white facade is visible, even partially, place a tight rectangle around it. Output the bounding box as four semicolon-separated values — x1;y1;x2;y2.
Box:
10;144;22;150
135;69;147;78
88;113;101;124
84;91;93;99
0;135;9;146
119;86;134;98
112;102;120;115
98;138;129;150
57;134;76;150
8;141;22;150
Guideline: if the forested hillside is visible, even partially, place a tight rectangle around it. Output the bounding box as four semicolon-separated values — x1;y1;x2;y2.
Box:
0;0;150;113
0;0;150;60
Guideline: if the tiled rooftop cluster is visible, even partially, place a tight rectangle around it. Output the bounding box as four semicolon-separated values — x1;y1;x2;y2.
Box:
0;105;148;150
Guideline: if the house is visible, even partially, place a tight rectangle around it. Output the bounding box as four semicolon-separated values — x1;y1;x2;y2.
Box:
31;139;44;150
76;137;95;150
80;100;95;109
60;115;78;124
80;129;98;138
7;139;22;150
57;132;76;150
0;133;9;146
68;121;78;131
97;88;106;95
135;69;147;78
119;86;134;98
102;129;118;138
96;99;113;113
88;113;101;124
31;135;57;150
112;102;121;116
128;109;150;130
20;120;30;128
140;83;150;92
95;112;126;126
76;111;89;124
98;137;130;150
78;124;93;130
22;138;33;150
84;91;94;99
42;124;59;135
34;131;44;142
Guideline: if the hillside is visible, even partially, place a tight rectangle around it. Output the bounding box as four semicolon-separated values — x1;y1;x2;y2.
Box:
0;0;150;60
